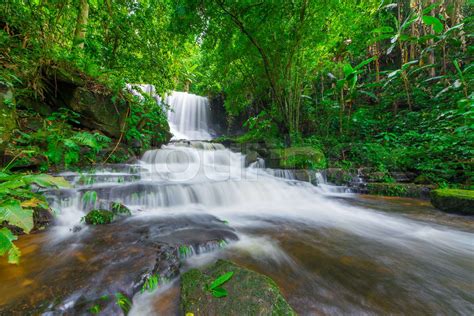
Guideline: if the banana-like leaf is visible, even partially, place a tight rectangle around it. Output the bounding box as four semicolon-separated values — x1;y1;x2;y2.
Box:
422;16;444;34
0;200;34;233
22;174;71;188
0;228;21;264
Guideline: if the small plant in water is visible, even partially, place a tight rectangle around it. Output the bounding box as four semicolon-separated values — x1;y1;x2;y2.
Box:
111;201;131;216
82;210;114;225
82;190;98;205
141;274;160;293
179;245;192;258
218;239;227;248
89;304;101;314
207;271;234;298
115;292;132;314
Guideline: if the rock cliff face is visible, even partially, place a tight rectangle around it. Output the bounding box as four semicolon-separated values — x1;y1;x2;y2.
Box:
44;65;129;138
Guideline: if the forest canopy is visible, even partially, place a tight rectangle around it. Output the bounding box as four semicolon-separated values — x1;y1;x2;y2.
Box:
1;0;473;185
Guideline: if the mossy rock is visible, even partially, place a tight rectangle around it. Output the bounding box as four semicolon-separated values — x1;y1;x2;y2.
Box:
430;189;474;215
69;87;128;138
83;210;114;225
269;146;326;170
366;183;434;199
110;202;132;217
181;260;295;316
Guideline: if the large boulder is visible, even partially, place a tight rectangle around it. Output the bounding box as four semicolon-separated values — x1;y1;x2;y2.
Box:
69;87;128;138
430;189;474;215
181;259;295;316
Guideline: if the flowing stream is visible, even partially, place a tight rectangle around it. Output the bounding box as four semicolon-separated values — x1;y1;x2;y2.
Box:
0;92;473;315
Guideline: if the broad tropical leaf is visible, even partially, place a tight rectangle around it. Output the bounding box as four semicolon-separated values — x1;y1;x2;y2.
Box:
0;200;34;233
22;174;71;188
0;228;21;264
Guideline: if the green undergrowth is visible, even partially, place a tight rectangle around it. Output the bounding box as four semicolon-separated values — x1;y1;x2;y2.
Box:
0;172;70;264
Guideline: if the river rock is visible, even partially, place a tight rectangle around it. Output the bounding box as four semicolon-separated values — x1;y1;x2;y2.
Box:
181;259;296;316
0;215;238;315
430;189;474;215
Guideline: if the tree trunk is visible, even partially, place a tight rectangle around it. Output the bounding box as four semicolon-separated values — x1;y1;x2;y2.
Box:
428;0;436;77
73;0;89;49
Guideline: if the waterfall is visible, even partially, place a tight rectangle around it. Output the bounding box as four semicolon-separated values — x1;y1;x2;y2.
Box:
40;90;473;315
126;85;213;140
166;92;212;140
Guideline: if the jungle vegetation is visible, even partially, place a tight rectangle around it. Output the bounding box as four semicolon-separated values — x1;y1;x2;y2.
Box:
0;0;473;263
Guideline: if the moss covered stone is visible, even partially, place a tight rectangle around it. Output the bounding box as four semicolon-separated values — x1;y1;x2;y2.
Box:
181;260;295;316
269;146;326;170
83;210;114;225
430;189;474;215
366;183;434;199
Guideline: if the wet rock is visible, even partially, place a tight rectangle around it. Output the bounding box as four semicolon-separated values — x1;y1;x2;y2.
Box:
83;209;115;225
245;150;259;166
430;189;474;215
0;215;238;315
325;168;354;186
181;259;296;316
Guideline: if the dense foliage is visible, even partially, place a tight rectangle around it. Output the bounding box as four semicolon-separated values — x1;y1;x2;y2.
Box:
0;173;70;263
181;0;473;185
0;0;472;263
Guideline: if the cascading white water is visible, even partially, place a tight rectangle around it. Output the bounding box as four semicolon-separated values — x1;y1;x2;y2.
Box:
166;92;212;140
126;85;213;140
41;89;473;315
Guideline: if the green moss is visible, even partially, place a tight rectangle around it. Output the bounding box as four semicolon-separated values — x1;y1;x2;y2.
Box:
181;260;295;316
366;183;434;198
430;189;474;215
270;146;326;169
83;210;114;225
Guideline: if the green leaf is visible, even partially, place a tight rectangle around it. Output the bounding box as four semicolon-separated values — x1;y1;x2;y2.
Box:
354;57;376;71
211;287;228;298
0;200;34;233
422;16;443;33
0;228;20;264
22;174;71;188
343;64;354;77
371;26;393;34
422;2;441;15
209;271;234;290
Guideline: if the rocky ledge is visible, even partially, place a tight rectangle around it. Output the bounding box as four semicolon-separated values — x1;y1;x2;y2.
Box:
430;189;474;215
